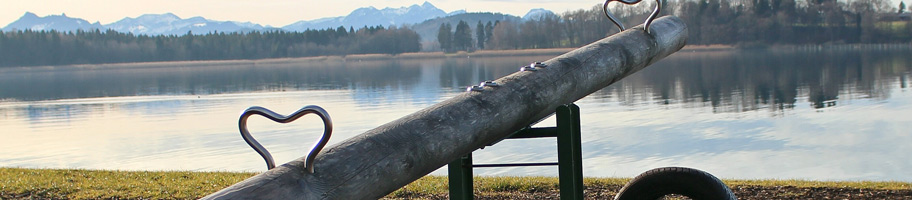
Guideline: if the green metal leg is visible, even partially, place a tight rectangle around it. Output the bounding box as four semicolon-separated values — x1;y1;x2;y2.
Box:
448;154;473;200
557;104;584;200
447;104;583;200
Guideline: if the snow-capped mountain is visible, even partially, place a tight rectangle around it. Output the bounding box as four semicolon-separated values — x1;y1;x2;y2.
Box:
522;8;558;21
448;10;467;16
106;13;266;35
2;12;103;32
3;3;556;36
2;12;266;35
281;17;345;32
283;1;448;31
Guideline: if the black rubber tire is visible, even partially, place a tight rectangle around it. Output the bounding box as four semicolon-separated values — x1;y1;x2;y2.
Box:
614;167;737;200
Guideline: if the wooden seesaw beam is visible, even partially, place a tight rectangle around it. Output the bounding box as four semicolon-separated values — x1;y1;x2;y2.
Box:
203;15;688;200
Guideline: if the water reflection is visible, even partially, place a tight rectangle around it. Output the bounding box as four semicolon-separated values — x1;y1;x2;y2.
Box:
1;48;910;181
0;57;544;102
4;49;907;112
597;48;912;113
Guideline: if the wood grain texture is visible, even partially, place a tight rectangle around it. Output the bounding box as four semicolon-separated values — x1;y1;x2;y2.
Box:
203;15;688;200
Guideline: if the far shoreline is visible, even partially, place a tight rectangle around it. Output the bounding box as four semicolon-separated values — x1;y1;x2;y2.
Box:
5;43;911;70
2;45;735;70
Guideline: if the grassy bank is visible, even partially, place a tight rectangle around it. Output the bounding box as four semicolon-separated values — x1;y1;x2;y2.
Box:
2;168;910;199
0;168;255;199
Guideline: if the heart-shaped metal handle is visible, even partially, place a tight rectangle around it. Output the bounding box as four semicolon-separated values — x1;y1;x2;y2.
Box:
603;0;662;33
238;105;332;173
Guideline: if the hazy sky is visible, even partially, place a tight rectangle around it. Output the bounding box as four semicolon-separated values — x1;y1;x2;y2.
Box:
0;0;605;27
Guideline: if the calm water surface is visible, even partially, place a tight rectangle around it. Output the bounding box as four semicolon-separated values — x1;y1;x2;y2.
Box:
1;48;910;181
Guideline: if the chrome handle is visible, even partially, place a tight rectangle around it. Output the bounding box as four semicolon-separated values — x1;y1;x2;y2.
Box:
603;0;662;33
238;105;332;174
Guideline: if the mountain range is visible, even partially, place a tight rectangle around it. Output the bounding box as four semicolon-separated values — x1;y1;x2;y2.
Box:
104;13;268;35
282;1;462;32
2;1;555;37
2;12;104;33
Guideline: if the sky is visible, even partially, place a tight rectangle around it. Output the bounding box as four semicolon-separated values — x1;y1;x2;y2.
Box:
0;0;606;28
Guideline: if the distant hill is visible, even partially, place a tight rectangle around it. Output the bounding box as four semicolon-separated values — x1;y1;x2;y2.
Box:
2;2;554;44
411;8;565;51
2;2;480;35
283;1;451;31
2;12;103;32
522;8;558;21
105;13;268;36
412;13;521;43
2;12;272;35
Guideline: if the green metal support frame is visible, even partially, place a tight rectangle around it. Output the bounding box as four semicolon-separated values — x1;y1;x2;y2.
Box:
447;104;584;200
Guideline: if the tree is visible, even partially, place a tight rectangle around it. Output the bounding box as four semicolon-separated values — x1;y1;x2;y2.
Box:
484;21;494;47
475;21;485;50
437;23;453;52
336;26;348;36
453;20;473;52
753;0;771;16
0;31;6;61
901;1;906;13
489;21;519;50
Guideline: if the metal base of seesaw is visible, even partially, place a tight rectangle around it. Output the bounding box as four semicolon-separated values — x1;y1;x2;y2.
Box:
448;104;584;200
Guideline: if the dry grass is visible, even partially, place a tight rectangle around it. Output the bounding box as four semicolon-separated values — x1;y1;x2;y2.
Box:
3;167;910;199
0;168;255;199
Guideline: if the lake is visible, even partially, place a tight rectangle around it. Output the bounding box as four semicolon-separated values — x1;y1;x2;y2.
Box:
1;47;910;182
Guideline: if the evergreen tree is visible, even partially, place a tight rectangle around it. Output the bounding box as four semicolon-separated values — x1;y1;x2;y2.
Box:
337;26;348;36
900;1;906;13
476;21;486;49
484;21;494;47
0;31;5;60
437;23;453;52
453;20;473;52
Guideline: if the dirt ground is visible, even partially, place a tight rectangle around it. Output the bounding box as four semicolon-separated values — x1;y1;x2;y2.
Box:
386;184;912;200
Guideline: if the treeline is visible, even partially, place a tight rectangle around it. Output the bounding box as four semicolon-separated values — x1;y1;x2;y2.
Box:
445;0;911;51
0;26;420;67
437;21;497;52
